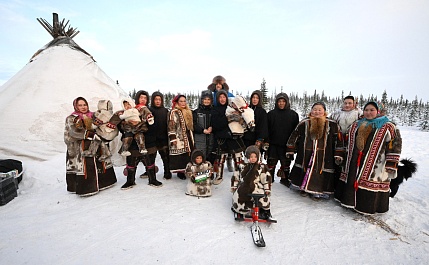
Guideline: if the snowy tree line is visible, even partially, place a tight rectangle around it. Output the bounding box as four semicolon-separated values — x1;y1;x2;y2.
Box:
129;80;429;132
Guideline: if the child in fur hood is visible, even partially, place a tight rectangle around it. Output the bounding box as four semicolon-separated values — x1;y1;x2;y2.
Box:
118;98;154;156
81;100;119;161
184;149;213;197
231;145;272;220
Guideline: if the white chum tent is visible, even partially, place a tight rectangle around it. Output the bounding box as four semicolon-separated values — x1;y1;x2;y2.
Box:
0;15;129;162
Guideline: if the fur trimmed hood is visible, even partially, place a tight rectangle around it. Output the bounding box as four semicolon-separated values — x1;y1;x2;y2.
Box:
245;145;261;161
191;149;205;164
135;90;150;106
121;98;135;110
150;91;164;108
275;93;290;110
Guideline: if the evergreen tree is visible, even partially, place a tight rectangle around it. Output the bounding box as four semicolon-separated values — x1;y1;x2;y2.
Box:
129;88;136;99
301;92;310;118
408;96;419;126
260;78;269;109
419;102;429;131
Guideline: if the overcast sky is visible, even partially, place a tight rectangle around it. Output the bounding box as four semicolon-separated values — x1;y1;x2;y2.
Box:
1;0;428;101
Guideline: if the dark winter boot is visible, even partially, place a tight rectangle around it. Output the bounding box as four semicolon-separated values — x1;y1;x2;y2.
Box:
147;165;163;187
82;139;100;157
259;208;272;220
135;133;148;154
119;137;133;156
159;148;172;179
177;172;186;180
267;159;277;183
227;154;234;172
121;167;136;190
278;167;291;187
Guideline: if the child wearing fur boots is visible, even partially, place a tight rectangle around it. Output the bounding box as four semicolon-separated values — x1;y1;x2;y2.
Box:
231;145;272;220
118;98;154;156
184;150;213;197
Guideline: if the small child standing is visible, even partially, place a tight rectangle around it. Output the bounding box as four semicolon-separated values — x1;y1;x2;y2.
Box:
231;145;272;220
118;98;154;156
185;150;213;197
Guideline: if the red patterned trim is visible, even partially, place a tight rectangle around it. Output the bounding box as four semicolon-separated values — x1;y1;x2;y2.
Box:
359;179;390;192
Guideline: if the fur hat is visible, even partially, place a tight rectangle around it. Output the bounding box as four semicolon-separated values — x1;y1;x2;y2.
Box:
200;89;213;105
191;149;205;164
245;145;260;160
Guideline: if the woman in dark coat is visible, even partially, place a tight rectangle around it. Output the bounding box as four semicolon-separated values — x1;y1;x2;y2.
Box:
193;90;215;164
64;97;117;196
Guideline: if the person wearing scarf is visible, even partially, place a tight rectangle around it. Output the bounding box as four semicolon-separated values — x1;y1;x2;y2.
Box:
168;94;195;179
335;101;402;214
64;96;117;196
286;102;343;200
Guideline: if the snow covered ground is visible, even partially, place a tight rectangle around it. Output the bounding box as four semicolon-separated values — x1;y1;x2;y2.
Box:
1;125;428;264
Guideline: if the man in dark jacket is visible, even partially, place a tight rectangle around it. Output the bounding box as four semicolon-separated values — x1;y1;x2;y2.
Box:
120;90;163;189
266;93;299;186
243;90;269;151
142;91;172;180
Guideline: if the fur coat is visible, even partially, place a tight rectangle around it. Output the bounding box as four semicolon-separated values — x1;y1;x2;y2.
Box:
232;162;271;214
185;150;213;197
64;113;116;196
286;116;343;194
335;119;402;214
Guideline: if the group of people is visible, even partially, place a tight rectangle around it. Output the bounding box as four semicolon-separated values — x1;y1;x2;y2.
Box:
64;75;402;216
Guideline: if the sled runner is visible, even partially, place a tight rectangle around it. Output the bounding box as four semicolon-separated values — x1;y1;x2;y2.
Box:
233;193;276;247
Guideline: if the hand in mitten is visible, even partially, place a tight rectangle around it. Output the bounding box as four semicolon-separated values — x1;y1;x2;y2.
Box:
147;114;154;125
262;142;269;151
